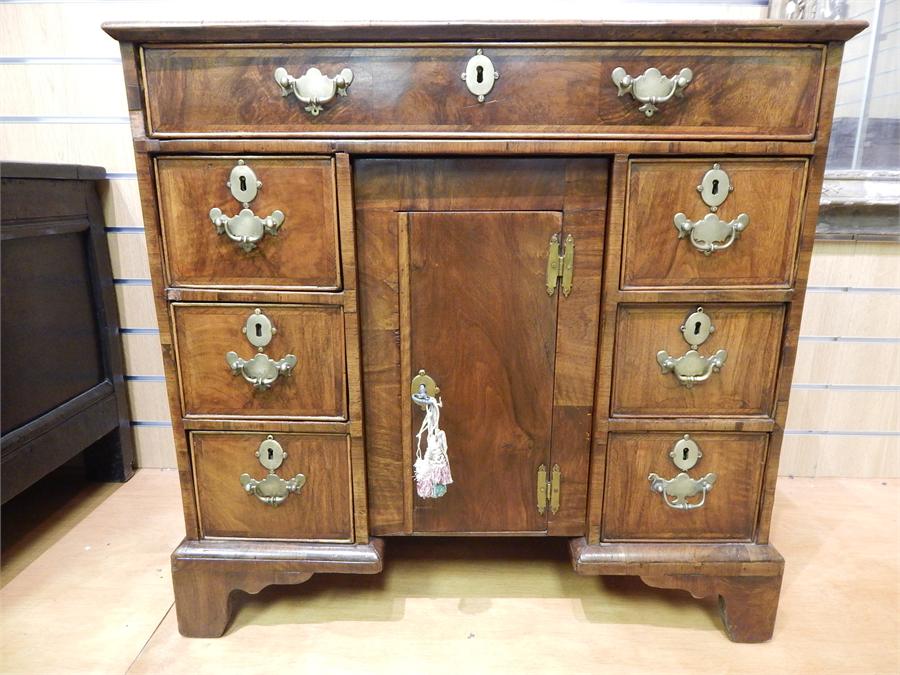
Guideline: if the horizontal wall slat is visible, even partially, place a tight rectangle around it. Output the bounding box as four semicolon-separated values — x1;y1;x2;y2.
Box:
125;380;171;423
108;231;151;279
779;434;900;478
799;292;900;339
0;123;136;173
132;425;177;469
97;178;143;229
114;285;157;329
786;390;900;433
808;241;900;288
793;341;900;386
122;333;165;377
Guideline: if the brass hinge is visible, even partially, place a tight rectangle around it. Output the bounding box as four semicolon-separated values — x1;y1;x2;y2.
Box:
545;233;574;297
536;463;561;515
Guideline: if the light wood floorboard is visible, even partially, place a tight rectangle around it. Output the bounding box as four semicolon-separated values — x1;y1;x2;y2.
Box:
0;471;897;675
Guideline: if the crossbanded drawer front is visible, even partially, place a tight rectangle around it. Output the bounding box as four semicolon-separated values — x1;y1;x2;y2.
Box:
602;431;767;541
191;432;353;541
156;157;340;290
611;304;785;418
142;44;823;139
172;303;347;420
622;159;809;289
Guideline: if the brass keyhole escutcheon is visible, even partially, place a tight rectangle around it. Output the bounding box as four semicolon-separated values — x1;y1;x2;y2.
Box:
670;434;702;471
697;163;733;210
256;435;285;471
462;49;499;102
680;307;714;349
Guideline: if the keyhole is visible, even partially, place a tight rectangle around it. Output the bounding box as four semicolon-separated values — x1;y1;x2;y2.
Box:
267;447;274;461
694;321;702;335
711;179;720;195
476;65;484;83
255;323;263;338
683;447;690;461
239;175;247;192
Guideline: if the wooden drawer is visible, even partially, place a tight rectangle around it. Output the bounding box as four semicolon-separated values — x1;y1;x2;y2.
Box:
192;432;353;541
156;157;340;289
172;303;347;419
142;44;824;139
611;304;784;417
602;431;767;541
622;159;809;289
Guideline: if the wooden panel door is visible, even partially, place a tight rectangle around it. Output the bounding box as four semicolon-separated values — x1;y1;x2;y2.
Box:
405;211;560;533
356;157;608;536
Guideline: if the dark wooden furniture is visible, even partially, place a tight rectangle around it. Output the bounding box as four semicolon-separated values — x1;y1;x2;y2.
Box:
1;162;135;501
104;20;866;642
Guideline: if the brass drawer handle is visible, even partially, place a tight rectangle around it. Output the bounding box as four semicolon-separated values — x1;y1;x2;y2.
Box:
611;66;693;117
225;308;297;390
648;471;717;510
274;66;353;116
210;160;284;253
656;307;727;388
648;435;716;510
239;436;306;507
673;212;749;255
226;351;297;390
674;164;749;255
657;348;728;387
210;207;284;253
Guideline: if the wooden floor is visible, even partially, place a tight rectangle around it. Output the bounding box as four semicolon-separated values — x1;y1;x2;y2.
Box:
0;471;897;674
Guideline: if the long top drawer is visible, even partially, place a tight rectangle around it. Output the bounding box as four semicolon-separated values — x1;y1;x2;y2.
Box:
140;44;825;139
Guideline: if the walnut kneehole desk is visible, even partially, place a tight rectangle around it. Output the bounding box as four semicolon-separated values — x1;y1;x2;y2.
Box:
103;19;866;642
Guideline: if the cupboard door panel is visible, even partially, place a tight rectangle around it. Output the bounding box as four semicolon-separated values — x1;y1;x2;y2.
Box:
406;211;560;533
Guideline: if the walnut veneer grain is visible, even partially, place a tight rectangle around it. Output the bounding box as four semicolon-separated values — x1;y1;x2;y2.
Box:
156;157;340;290
141;45;824;140
172;303;347;420
602;432;767;541
191;432;352;541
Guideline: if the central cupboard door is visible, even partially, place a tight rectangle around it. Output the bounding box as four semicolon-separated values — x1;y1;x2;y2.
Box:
405;210;561;532
356;158;608;536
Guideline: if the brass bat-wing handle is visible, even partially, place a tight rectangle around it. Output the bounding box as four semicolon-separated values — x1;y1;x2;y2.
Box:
611;66;693;117
648;471;717;510
673;212;749;256
226;351;297;390
274;66;354;116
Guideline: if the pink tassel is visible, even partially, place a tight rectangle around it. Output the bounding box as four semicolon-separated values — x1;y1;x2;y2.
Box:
416;476;434;499
433;464;453;485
